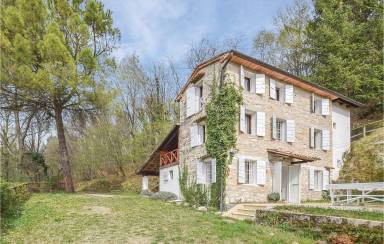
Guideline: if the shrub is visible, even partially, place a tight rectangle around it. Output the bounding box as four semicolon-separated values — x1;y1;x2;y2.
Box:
179;165;209;207
149;191;177;201
267;192;280;202
322;190;330;200
78;178;111;192
0;182;30;228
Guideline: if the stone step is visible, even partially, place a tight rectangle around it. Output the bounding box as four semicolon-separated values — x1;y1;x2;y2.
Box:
241;204;270;210
231;212;255;221
236;208;256;215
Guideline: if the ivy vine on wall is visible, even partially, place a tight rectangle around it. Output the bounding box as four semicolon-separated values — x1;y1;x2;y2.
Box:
205;79;242;209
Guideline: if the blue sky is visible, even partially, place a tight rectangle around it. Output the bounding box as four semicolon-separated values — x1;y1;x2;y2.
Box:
103;0;293;67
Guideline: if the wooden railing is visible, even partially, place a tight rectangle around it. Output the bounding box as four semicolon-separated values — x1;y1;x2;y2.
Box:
351;120;383;141
160;149;179;166
326;182;384;205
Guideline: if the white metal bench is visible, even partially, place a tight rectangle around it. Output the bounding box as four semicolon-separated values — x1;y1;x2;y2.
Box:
326;182;384;206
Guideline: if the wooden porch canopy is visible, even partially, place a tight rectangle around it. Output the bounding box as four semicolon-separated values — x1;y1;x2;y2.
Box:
267;149;320;164
136;125;179;176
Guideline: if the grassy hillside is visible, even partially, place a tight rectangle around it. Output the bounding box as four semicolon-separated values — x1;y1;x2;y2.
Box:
339;128;384;183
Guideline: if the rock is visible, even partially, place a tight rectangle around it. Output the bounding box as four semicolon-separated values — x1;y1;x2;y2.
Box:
197;206;208;212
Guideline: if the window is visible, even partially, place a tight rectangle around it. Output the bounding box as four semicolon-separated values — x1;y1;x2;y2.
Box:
169;170;174;180
275;119;286;141
314;170;323;191
244;161;252;184
333;122;336;129
198;124;205;144
245;114;252;134
196;85;203;111
314;129;322;149
244;77;251;92
276;87;281;101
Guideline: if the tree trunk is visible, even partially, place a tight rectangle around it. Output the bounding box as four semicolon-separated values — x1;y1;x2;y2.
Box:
53;101;75;192
14;110;23;176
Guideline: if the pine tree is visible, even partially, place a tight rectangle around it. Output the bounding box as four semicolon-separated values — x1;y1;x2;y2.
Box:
1;0;120;191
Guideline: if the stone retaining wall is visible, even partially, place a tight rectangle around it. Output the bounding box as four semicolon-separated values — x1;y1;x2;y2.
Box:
255;209;383;243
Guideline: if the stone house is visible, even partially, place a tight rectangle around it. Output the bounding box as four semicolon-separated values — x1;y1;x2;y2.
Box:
137;50;362;204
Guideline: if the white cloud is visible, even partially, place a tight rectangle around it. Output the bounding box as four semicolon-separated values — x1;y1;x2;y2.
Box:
104;0;217;63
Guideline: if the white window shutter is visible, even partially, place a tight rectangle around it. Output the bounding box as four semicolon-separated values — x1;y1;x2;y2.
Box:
256;160;266;185
211;159;216;183
322;170;329;190
285;84;294;104
256;112;266;136
240;65;244;88
270;79;276;99
255;74;265;94
240;106;246;133
190;124;198;147
238;157;245;183
186;87;196;117
310;127;315;148
286;120;295;142
196;161;205;184
321;98;330;115
322;129;330;150
272;115;277;139
251;162;257;185
309;168;314;189
197;125;204;146
310;93;315;113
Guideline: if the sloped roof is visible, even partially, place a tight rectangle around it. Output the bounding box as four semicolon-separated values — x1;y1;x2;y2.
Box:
175;50;363;107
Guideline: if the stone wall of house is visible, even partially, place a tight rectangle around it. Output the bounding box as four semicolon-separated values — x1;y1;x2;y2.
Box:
178;60;334;203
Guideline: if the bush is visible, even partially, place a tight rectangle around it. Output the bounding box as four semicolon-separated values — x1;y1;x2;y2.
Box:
322;190;330;201
267;192;280;202
0;182;30;228
78;178;111;192
179;165;209;207
149;191;177;201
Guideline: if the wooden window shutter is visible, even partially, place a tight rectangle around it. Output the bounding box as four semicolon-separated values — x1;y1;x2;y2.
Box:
255;74;266;94
322;170;329;190
239;106;246;133
309;167;315;190
190;124;198;148
256;112;266;136
322;129;330;150
256;160;266;185
286;120;295;142
269;79;276;99
285;84;294;104
251;161;257;185
211;159;216;183
196;161;205;184
272;114;277;139
310;127;315;148
238;156;245;183
310;93;315;113
321;98;330;115
186;87;196;117
240;65;244;88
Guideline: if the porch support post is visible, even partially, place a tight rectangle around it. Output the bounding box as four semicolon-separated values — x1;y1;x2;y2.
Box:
142;176;149;191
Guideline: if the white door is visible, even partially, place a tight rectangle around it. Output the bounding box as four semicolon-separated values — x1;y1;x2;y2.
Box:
288;165;300;203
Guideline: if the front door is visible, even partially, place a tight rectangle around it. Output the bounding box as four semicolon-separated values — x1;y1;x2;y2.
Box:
288;165;300;203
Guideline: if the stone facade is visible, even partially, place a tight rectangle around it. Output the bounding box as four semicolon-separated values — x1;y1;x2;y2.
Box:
178;60;338;204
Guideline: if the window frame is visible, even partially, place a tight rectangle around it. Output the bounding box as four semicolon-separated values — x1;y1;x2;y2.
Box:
275;118;286;141
245;114;252;134
314;129;322;149
244;77;251;92
169;170;174;180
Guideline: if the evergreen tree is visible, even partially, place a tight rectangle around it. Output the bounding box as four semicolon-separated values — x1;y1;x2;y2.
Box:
1;0;120;191
307;0;383;113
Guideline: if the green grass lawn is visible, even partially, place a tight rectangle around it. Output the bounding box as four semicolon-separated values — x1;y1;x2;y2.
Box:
1;193;316;243
274;205;384;222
